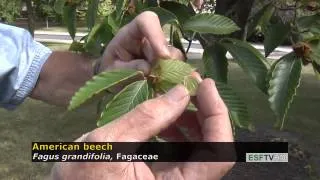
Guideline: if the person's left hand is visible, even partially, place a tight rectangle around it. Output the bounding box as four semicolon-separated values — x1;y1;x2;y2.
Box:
30;11;184;106
99;11;185;75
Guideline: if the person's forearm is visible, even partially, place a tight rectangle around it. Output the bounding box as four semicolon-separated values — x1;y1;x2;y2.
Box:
30;51;95;107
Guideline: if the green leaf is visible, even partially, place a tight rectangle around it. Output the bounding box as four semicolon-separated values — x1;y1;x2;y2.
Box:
172;27;186;57
87;0;99;30
264;22;291;57
247;3;274;37
216;82;252;130
97;80;149;127
203;43;228;83
96;92;114;120
108;11;121;34
266;59;281;90
120;13;136;27
69;41;84;52
146;0;158;7
176;0;190;6
54;0;65;14
69;70;143;111
151;60;196;95
183;14;240;35
222;38;269;94
133;0;148;13
187;102;197;111
115;0;129;21
258;5;275;33
151;60;196;84
155;80;176;93
297;14;320;32
155;77;199;97
308;38;320;65
148;82;155;99
84;17;114;56
143;7;179;26
268;53;302;130
160;1;194;24
310;23;320;35
63;4;77;40
300;32;317;41
312;61;320;80
183;75;199;96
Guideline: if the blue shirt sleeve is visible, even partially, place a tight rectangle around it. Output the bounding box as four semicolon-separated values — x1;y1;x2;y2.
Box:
0;23;52;110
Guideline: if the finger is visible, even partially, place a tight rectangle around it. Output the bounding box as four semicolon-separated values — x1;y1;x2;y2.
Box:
191;71;202;82
196;79;233;142
108;42;135;62
87;85;190;142
128;11;171;59
168;46;185;61
141;38;154;63
175;111;202;141
142;42;186;64
74;133;90;142
158;112;203;142
189;71;202;107
193;0;204;9
158;126;187;142
103;29;142;64
107;59;151;75
103;11;170;65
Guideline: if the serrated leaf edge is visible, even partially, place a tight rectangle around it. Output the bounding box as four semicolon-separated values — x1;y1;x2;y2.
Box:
268;53;302;130
97;80;148;126
68;70;142;111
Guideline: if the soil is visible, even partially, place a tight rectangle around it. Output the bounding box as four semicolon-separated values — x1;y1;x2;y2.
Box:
224;125;320;180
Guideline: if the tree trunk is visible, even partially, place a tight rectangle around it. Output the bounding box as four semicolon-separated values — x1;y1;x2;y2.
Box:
25;0;35;37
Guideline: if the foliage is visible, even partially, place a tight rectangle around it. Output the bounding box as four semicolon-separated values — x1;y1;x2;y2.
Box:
33;0;58;19
69;60;199;127
98;0;114;17
62;0;320;132
0;0;21;23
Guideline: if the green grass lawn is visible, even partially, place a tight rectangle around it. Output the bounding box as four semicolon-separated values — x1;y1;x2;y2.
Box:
41;42;70;51
0;45;319;179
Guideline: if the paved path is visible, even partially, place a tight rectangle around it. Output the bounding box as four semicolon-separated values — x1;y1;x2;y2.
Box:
35;31;292;60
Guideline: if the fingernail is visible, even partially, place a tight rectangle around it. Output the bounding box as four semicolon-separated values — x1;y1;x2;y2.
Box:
165;85;189;102
161;45;171;58
191;72;203;83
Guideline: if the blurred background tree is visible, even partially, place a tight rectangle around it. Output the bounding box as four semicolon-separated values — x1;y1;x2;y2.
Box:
0;0;21;23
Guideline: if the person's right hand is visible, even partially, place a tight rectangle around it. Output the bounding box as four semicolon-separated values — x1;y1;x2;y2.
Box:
50;79;234;180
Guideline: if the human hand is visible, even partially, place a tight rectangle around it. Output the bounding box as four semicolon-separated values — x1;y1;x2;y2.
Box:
50;79;234;180
193;0;204;10
99;11;184;75
30;11;183;106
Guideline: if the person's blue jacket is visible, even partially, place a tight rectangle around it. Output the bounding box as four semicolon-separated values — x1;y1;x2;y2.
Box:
0;23;52;109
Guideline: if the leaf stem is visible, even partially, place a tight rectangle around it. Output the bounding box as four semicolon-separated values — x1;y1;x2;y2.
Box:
186;32;196;53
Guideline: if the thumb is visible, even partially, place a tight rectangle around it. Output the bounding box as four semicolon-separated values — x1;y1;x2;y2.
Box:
87;85;190;142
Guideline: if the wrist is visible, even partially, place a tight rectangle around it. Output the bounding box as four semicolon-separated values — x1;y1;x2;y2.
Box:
30;51;95;106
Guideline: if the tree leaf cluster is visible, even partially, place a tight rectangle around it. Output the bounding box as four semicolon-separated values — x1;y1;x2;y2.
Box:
64;0;320;132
